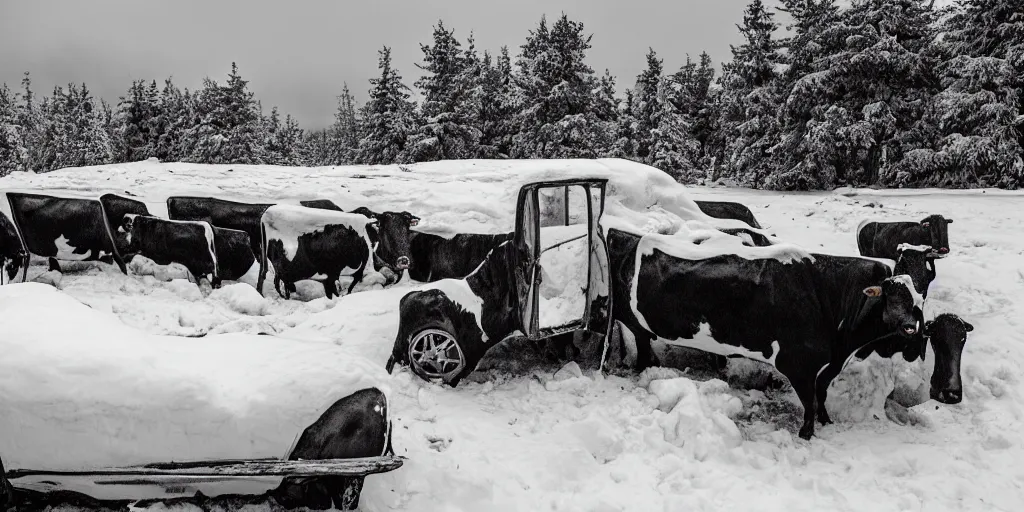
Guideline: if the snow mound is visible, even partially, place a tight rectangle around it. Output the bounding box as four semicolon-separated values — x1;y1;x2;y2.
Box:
648;377;744;461
0;282;391;471
208;282;268;316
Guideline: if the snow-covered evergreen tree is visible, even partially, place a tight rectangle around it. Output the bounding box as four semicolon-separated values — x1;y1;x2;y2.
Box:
772;0;940;189
17;72;44;172
668;52;717;169
715;0;784;186
404;22;482;162
627;48;700;180
512;14;614;158
610;88;639;159
0;84;26;176
114;79;159;162
261;107;304;165
185;63;265;164
355;46;419;165
769;0;846;189
329;82;361;164
36;83;114;172
897;0;1024;188
477;46;518;158
155;79;194;162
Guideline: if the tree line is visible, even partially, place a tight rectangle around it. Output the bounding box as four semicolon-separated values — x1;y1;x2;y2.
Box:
0;0;1021;190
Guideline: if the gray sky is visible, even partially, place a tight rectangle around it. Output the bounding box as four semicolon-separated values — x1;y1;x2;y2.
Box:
0;0;775;130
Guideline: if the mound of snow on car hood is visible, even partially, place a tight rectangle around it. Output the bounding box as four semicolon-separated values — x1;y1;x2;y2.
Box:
0;282;391;471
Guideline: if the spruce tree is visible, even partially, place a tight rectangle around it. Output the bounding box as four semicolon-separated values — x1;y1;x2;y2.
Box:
355;46;418;165
405;22;482;161
0;84;26;176
770;0;846;189
330;82;361;164
478;46;518;158
186;63;265;164
115;79;157;162
512;14;614;158
716;0;784;186
18;72;44;172
901;0;1024;188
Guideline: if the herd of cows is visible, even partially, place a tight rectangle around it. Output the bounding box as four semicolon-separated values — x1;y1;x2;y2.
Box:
0;189;972;444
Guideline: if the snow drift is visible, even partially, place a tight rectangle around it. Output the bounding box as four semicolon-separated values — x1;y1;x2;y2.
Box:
0;282;392;472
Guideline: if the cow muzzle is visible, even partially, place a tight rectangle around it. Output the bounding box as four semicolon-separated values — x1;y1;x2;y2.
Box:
396;256;410;270
902;323;918;336
930;387;962;404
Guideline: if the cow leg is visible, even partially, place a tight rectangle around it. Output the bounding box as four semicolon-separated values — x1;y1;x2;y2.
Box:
815;363;843;426
633;331;660;371
323;278;339;300
774;352;823;439
48;258;61;273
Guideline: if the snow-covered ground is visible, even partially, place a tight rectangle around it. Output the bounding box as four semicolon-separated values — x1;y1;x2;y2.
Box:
1;159;1022;511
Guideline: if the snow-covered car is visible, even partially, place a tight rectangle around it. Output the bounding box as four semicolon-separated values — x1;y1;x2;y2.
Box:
387;178;614;386
0;282;402;510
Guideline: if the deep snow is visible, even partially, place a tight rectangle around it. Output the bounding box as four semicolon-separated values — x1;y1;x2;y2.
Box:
0;159;1022;511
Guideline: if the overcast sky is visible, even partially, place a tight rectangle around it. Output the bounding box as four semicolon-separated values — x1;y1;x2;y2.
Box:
0;0;782;129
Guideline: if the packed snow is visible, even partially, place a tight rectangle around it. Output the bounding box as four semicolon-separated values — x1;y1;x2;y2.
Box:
0;159;1022;511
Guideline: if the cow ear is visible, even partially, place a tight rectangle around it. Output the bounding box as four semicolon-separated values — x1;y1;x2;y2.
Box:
964;321;974;332
945;218;953;224
862;286;883;298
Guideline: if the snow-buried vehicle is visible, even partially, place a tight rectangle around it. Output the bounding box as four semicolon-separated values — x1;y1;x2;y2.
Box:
0;283;403;510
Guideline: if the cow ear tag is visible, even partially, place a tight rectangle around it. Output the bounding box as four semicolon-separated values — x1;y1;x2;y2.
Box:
862;286;883;298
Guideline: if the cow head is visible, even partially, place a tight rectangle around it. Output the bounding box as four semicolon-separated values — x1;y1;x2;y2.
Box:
894;244;938;299
919;214;952;257
925;314;972;405
863;274;926;360
120;214;140;253
351;207;420;272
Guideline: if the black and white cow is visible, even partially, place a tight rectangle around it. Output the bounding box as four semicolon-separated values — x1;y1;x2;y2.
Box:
406;231;514;282
99;193;152;257
5;192;127;278
259;204;378;299
272;387;394;510
167;196;272;261
0;211;26;284
122;214;218;286
694;200;763;229
386;238;522;386
857;214;952;260
891;244;938;300
211;227;259;287
348;207;419;276
606;228;929;439
296;202;420;279
924;314;973;404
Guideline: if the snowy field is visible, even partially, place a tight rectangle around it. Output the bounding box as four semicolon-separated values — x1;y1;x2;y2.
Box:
1;159;1022;511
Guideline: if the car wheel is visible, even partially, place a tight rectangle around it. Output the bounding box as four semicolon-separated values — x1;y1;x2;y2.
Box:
408;327;466;384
